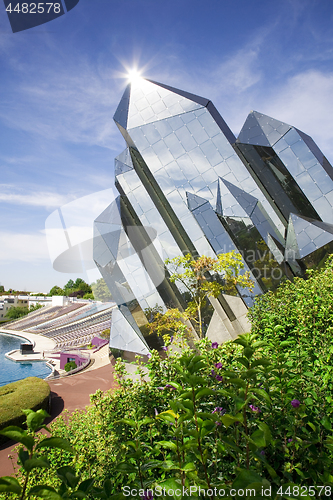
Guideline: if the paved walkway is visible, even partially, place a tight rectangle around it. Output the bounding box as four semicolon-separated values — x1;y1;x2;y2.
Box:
0;328;56;353
0;361;118;477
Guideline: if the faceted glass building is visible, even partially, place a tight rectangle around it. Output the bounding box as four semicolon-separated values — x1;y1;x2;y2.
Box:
93;78;333;355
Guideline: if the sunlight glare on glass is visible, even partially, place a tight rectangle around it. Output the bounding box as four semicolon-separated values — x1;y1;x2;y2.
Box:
127;69;143;84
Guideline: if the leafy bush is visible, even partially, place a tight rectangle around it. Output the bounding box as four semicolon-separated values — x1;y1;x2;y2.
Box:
3;331;332;498
0;409;83;499
100;328;110;340
5;307;29;320
0;378;50;437
64;361;77;372
248;255;333;393
2;261;333;496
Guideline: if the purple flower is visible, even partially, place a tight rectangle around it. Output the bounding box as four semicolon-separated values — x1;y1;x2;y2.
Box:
165;384;176;390
212;406;223;414
170;336;174;343
162;346;168;351
157;386;165;390
288;438;293;443
211;342;219;349
291;399;300;408
210;369;216;377
260;450;265;456
215;362;223;369
154;408;159;416
212;407;226;416
249;404;261;413
147;353;152;359
216;374;223;382
215;421;222;426
141;490;154;500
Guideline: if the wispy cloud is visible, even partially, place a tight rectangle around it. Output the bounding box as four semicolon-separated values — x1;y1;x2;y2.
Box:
0;231;48;262
261;70;333;159
0;184;74;208
0;55;124;151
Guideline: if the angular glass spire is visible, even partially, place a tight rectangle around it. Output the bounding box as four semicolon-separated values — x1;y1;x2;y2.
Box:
186;192;208;211
110;307;149;355
113;84;131;130
285;213;333;260
114;78;207;131
115;148;134;177
237;111;291;147
220;178;258;216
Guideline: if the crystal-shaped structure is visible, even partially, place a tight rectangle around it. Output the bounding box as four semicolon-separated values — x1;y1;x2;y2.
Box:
93;78;333;355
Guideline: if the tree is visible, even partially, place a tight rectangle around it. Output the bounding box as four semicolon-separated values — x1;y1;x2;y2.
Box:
49;286;64;296
64;361;77;372
5;303;43;320
165;251;254;338
5;307;29;320
74;278;85;288
29;304;43;313
90;278;113;302
63;278;92;296
64;279;75;293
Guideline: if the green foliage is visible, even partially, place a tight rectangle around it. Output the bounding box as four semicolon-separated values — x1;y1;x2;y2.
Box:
3;262;333;496
3;328;333;497
5;304;42;320
166;252;254;337
49;286;65;296
63;279;92;297
248;255;333;393
0;378;50;436
5;307;29;320
0;409;88;499
29;304;43;313
100;329;110;340
90;278;113;303
82;293;94;300
64;362;77;373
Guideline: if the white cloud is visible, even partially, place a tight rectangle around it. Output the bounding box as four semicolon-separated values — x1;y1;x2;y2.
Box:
0;185;74;208
0;57;124;151
261;70;333;161
0;231;48;262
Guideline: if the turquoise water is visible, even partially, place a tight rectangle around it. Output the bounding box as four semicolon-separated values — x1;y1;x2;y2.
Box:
0;332;51;387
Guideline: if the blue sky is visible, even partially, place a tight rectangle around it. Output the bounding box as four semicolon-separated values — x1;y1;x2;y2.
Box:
1;0;333;292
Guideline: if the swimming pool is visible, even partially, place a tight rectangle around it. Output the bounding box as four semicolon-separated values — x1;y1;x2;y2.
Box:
0;332;51;387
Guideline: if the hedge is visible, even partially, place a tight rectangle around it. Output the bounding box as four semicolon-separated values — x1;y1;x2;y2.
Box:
0;377;50;442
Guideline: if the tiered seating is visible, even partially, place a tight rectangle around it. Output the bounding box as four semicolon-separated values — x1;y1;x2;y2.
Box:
43;309;112;339
7;300;114;351
54;318;112;348
7;306;63;331
29;303;89;333
67;303;112;322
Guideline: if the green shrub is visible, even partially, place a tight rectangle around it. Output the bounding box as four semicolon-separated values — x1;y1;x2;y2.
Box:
99;328;110;339
0;377;50;438
64;361;77;372
7;331;333;496
3;260;333;495
248;254;333;393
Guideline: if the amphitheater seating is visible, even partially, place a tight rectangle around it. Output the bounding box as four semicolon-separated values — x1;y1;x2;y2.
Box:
6;301;115;350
